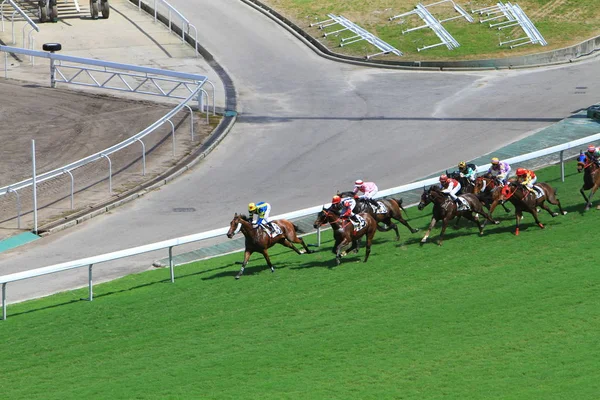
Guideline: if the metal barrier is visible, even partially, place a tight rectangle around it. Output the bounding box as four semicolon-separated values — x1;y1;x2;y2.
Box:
0;0;39;56
0;44;211;228
472;2;547;48
2;131;600;320
137;0;199;57
311;14;403;59
390;0;473;52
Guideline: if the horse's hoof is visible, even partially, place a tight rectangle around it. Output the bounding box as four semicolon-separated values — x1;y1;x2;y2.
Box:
552;213;558;217
539;224;545;229
494;220;500;225
479;232;484;236
412;229;420;233
437;242;443;246
235;275;241;280
341;251;347;257
562;211;568;215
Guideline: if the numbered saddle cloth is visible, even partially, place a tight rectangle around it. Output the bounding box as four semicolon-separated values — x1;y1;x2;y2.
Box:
373;201;388;214
263;223;282;237
351;215;367;231
532;185;544;199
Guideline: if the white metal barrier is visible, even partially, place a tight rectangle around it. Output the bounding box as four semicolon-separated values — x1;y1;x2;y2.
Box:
0;0;39;56
137;0;199;57
2;131;599;320
0;44;212;228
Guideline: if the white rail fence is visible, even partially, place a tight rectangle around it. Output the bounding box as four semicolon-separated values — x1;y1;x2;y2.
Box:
0;45;213;229
0;0;39;54
137;0;199;56
2;132;599;319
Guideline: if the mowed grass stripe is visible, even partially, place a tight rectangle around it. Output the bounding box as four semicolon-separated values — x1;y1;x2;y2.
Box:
1;161;599;399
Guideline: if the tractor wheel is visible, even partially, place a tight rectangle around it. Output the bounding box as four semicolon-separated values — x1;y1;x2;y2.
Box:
101;0;109;19
90;0;99;19
39;5;48;23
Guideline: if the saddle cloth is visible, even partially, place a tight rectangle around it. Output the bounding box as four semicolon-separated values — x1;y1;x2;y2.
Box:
371;201;388;214
350;215;367;231
262;223;282;237
532;185;544;199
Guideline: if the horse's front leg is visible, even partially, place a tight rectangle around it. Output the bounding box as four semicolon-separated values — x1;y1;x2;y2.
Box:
585;186;599;211
335;238;350;265
261;249;276;273
437;219;449;246
515;211;523;235
580;186;589;205
236;250;253;279
420;217;437;245
530;207;544;229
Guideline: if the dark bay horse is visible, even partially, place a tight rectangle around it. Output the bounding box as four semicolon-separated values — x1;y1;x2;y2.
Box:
500;182;567;235
447;171;475;194
338;191;419;240
417;185;497;246
577;155;600;210
473;176;511;215
313;207;377;265
226;213;312;279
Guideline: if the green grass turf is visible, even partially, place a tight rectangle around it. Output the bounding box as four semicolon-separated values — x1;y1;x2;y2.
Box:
261;0;600;61
2;161;599;399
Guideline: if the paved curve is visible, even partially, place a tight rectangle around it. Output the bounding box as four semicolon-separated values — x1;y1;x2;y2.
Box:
1;0;599;302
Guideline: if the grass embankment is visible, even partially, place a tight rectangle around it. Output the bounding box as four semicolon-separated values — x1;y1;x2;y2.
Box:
261;0;600;60
1;161;599;399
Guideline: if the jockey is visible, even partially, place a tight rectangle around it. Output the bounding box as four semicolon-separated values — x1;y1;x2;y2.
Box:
353;179;379;207
487;157;511;185
515;168;537;194
457;161;477;183
340;197;359;223
585;144;600;167
248;202;274;233
439;174;466;211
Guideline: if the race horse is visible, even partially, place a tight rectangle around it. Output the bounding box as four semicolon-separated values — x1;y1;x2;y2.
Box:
313;206;377;265
226;213;312;279
500;182;567;235
447;170;475;194
338;191;419;240
417;185;497;246
577;155;600;210
473;176;511;215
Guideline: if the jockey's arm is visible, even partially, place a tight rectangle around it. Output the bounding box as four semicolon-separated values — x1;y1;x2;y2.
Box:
352;187;360;194
441;182;455;194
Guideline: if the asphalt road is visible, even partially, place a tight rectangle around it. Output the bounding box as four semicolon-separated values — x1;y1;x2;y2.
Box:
1;0;599;302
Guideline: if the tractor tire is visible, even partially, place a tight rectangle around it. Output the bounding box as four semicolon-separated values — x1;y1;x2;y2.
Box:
51;5;58;21
101;1;109;19
90;0;99;19
39;5;48;23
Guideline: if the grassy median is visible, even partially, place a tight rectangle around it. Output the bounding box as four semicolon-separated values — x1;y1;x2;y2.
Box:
1;160;599;399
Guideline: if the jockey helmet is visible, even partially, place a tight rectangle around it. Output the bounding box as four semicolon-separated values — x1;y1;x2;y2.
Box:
248;202;257;212
491;157;500;165
458;161;466;169
516;168;527;176
587;145;596;153
355;179;364;186
331;195;341;204
439;174;448;183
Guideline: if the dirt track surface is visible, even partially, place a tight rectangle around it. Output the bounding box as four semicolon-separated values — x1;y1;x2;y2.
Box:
0;79;212;238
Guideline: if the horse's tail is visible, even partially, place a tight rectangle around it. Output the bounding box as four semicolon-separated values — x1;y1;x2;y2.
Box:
393;197;408;215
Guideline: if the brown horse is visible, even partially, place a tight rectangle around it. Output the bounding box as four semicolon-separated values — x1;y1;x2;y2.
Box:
500;182;567;235
313;207;377;265
338;191;419;240
226;213;312;279
473;176;511;215
577;155;600;210
417;185;497;246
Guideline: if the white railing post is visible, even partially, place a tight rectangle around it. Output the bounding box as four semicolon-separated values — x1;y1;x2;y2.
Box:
88;264;93;301
2;283;6;320
169;247;175;283
560;150;565;182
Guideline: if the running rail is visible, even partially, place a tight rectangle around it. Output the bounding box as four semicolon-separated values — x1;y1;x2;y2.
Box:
2;131;600;320
0;45;209;198
137;0;199;56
